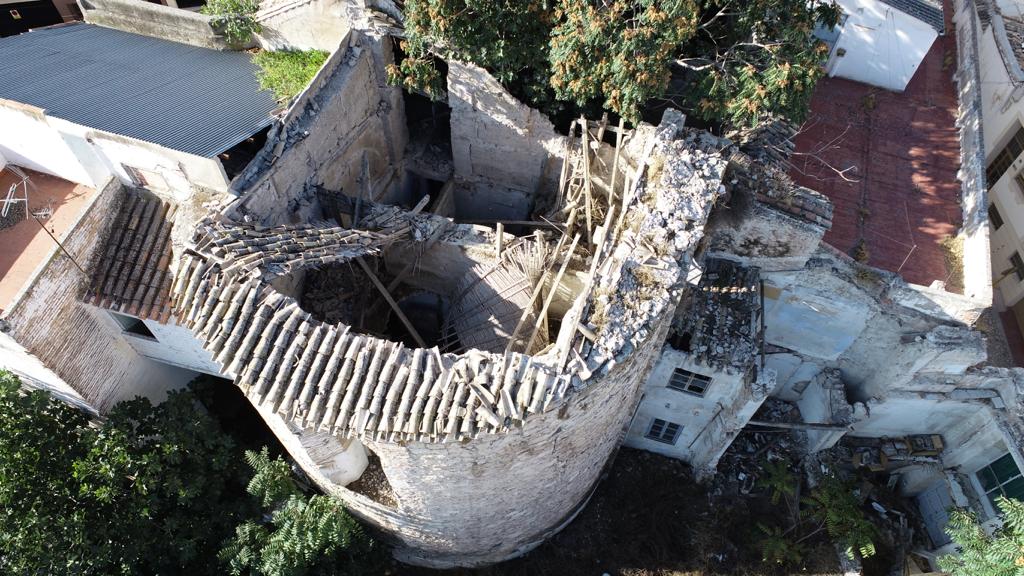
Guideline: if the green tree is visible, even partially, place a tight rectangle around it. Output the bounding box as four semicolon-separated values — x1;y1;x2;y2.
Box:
220;449;383;576
0;371;254;575
939;497;1024;576
201;0;262;45
392;0;840;127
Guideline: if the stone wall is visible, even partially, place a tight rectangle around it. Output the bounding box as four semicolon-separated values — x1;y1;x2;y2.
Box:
1;179;167;411
348;316;669;567
953;0;994;304
78;0;240;50
230;30;406;224
446;61;566;221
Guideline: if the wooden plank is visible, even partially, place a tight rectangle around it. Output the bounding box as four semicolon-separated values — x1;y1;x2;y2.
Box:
356;257;427;348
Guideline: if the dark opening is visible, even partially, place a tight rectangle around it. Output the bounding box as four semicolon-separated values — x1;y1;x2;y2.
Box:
0;0;61;38
668;331;692;352
189;374;285;456
219;126;271;180
109;310;158;340
384;290;448;348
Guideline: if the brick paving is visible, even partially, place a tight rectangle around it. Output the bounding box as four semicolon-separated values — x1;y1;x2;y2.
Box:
0;168;96;314
789;10;962;289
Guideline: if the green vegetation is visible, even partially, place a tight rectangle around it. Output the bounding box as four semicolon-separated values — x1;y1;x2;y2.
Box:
201;0;262;45
220;449;383;576
0;370;252;575
940;496;1024;576
253;50;330;101
754;467;878;568
803;473;878;560
391;0;841;127
0;371;380;576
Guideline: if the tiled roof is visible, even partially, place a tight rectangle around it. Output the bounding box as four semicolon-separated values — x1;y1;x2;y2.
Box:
85;190;176;322
0;23;276;157
880;0;944;33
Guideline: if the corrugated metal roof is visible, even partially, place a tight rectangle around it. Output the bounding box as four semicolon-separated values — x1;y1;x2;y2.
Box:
0;23;277;157
879;0;944;33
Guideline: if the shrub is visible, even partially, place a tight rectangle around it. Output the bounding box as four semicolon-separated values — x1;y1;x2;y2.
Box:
220;449;384;576
202;0;262;45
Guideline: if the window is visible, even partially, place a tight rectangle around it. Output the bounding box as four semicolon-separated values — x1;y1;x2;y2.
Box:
109;311;157;340
987;124;1024;189
976;453;1024;508
645;418;682;445
668;367;712;397
1011;252;1024;282
989;203;1005;230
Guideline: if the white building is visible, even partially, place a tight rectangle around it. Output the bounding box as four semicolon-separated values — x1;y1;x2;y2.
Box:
818;0;944;92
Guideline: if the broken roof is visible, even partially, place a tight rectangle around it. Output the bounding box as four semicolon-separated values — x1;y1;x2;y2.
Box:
85;190;176;322
671;259;760;372
0;23;277;157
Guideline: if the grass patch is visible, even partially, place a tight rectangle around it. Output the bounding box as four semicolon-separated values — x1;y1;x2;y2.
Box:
939;234;964;294
253;49;329;101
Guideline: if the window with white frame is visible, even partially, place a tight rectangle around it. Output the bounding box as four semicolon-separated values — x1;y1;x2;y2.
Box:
977;453;1024;508
668;367;712;397
645;418;682;445
109;311;158;341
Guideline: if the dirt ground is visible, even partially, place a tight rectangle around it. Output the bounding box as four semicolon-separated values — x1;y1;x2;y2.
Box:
395;447;843;576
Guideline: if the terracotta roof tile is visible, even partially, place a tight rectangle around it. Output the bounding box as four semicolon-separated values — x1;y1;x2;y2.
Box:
84;191;176;322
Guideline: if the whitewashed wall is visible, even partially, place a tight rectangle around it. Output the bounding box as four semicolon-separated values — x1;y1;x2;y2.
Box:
0;98;231;196
624;346;744;465
257;0;350;51
973;15;1024;308
826;0;938;92
0;99;100;186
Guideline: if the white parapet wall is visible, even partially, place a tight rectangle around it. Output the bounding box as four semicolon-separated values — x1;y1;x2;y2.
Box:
826;0;939;92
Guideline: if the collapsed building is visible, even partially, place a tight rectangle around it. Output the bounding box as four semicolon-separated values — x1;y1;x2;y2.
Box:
1;0;1023;570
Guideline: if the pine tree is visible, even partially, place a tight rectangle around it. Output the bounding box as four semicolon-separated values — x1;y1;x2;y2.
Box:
939;497;1024;576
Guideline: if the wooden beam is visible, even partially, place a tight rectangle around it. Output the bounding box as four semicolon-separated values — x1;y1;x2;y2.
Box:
524;234;581;354
747;420;849;431
356;257;427;348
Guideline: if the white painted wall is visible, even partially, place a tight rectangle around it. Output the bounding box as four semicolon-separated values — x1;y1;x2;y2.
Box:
826;0;938;92
624;346;745;464
0;331;97;414
0;100;98;186
976;19;1024;308
761;276;871;361
0;99;231;197
257;0;350;52
0;149;6;172
95;309;225;376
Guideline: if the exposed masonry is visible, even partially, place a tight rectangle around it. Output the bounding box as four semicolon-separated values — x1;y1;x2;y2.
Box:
168;112;728;447
671;258;760;373
85;191;176;322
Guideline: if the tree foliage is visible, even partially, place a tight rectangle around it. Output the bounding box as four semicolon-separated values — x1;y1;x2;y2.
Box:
253;50;330;101
393;0;840;127
201;0;262;45
804;473;878;560
0;371;254;575
939;496;1024;576
219;449;383;576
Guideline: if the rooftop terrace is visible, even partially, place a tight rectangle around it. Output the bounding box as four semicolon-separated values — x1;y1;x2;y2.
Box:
0;168;98;314
788;19;963;290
